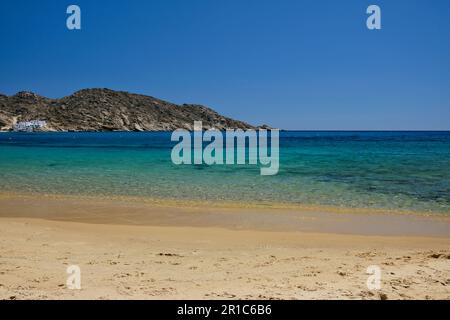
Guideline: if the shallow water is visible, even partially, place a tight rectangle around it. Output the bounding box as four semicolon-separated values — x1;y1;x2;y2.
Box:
0;131;449;213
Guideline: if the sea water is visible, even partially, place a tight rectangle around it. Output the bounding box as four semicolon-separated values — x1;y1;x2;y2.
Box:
0;131;449;213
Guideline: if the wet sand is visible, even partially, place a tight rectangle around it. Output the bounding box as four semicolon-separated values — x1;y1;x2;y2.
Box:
0;193;449;237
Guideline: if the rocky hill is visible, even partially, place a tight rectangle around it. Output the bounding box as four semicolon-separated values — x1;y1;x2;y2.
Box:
0;89;260;131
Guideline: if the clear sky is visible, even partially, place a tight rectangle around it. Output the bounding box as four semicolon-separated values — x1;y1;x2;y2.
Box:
1;0;449;130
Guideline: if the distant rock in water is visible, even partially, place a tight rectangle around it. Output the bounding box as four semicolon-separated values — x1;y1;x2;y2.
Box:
0;88;260;132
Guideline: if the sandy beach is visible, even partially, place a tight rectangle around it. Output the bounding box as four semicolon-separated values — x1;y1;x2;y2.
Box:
0;193;449;300
2;0;450;305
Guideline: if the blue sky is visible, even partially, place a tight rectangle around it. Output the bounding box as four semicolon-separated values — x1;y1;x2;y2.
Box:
1;0;449;130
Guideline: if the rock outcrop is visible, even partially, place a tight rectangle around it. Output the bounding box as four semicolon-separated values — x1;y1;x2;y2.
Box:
0;88;258;131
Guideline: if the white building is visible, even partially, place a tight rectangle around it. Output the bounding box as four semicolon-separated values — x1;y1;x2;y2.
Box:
13;120;47;132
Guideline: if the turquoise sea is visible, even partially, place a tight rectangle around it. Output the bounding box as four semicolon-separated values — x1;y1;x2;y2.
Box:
0;131;449;213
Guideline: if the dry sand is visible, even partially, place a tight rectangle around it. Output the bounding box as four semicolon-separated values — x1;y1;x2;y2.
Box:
0;194;449;300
